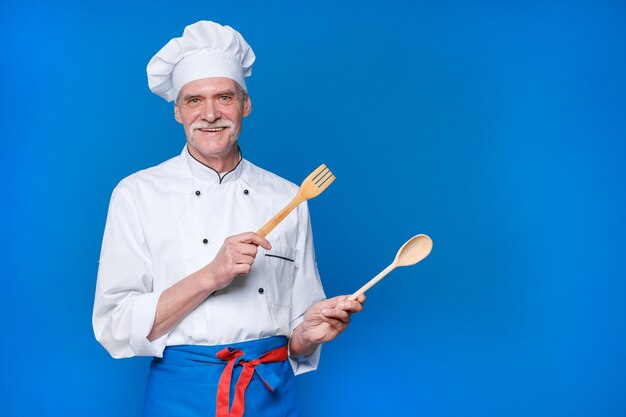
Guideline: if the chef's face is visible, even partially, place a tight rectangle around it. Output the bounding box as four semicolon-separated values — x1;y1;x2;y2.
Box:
174;77;251;167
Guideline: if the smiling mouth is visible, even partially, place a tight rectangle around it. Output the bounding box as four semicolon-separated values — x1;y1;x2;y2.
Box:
197;127;227;132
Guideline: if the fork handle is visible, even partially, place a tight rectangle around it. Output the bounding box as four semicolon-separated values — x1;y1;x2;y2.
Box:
257;196;304;238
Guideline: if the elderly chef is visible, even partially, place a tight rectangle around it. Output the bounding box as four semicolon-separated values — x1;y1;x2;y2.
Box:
92;21;365;417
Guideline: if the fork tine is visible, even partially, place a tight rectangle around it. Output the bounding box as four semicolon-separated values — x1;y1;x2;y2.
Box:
311;165;329;182
318;174;335;189
300;164;335;199
316;171;334;187
313;170;330;184
317;175;335;192
314;169;332;185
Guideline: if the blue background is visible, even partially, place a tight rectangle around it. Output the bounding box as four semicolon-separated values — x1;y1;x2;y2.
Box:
2;0;625;416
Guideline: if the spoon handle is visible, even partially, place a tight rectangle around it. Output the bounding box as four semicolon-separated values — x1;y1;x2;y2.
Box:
347;263;397;301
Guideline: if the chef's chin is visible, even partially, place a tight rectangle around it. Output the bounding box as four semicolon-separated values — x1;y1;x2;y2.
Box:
188;134;239;163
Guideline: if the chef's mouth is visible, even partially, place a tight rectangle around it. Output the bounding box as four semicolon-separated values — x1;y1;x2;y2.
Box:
196;127;228;132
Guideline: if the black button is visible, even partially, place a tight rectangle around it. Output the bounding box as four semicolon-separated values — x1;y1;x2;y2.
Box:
195;190;201;196
258;287;264;294
243;189;249;195
202;238;208;244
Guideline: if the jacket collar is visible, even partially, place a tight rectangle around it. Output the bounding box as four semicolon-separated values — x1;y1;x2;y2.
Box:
182;145;244;185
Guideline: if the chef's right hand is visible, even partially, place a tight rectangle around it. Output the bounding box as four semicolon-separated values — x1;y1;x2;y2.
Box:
205;232;271;290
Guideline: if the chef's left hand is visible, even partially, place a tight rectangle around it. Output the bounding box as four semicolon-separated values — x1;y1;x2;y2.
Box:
299;295;366;345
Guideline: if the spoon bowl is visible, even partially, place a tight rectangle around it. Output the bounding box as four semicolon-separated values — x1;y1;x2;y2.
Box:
394;234;433;267
348;233;433;301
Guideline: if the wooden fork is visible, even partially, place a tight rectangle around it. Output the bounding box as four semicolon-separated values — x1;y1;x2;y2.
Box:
257;164;335;238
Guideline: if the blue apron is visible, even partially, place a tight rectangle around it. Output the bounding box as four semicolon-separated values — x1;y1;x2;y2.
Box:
143;336;300;417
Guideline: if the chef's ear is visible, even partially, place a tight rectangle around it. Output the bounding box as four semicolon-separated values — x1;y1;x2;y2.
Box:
243;95;252;118
174;103;182;124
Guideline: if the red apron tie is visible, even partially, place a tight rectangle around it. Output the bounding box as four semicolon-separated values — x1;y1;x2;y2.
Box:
215;345;288;417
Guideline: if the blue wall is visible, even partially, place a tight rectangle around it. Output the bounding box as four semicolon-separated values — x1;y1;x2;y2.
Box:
2;1;625;415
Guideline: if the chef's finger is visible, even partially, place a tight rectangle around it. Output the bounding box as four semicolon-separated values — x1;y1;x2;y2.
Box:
237;243;259;257
321;307;351;324
342;294;366;304
237;232;271;250
235;254;255;265
234;263;252;276
335;299;364;314
328;318;347;333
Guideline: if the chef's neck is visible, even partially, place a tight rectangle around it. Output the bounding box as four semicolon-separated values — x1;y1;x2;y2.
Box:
186;144;241;173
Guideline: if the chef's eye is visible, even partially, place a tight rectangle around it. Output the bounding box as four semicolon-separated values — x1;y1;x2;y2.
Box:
217;95;234;104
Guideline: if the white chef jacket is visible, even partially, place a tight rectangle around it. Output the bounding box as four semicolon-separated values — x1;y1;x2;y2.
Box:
93;147;326;375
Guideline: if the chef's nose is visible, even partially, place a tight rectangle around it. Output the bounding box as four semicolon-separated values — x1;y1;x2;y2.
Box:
202;100;221;122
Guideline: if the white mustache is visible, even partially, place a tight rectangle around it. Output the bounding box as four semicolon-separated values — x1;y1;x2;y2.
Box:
191;120;232;130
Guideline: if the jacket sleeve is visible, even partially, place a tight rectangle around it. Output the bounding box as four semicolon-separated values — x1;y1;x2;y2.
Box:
288;201;326;374
92;183;168;358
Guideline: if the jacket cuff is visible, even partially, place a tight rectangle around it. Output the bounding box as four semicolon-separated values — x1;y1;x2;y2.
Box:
287;316;322;375
129;291;168;357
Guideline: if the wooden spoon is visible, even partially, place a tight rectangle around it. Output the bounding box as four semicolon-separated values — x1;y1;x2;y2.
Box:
347;234;433;301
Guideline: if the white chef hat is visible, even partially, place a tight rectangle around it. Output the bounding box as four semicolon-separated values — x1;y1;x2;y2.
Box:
147;21;255;102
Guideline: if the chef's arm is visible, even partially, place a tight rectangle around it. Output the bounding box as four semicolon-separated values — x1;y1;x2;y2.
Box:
289;295;366;356
148;232;271;341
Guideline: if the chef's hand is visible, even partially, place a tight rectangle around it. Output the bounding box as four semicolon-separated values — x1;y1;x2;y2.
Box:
290;295;366;356
205;232;271;290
